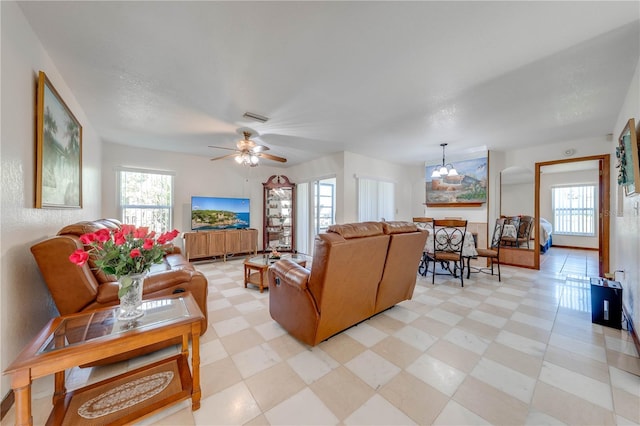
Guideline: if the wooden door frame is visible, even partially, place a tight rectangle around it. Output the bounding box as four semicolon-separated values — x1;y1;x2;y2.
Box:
534;154;610;275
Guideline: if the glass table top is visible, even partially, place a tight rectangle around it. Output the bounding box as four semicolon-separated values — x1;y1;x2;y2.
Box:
37;297;191;354
246;253;308;266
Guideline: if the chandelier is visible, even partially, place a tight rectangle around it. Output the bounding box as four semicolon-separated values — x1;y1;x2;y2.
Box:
430;143;458;178
234;152;260;167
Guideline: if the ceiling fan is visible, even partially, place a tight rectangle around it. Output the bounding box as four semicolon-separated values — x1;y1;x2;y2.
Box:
209;129;287;166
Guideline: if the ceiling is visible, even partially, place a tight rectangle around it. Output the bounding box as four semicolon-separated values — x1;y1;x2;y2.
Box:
17;1;640;167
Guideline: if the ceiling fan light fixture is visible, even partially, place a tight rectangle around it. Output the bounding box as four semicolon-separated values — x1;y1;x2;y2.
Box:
209;128;285;165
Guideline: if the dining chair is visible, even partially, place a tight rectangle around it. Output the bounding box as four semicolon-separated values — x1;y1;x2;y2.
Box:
413;217;434;276
500;215;521;247
472;218;505;281
517;215;534;248
501;215;533;248
430;219;468;286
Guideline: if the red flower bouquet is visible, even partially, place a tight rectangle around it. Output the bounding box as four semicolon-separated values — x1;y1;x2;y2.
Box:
69;225;180;297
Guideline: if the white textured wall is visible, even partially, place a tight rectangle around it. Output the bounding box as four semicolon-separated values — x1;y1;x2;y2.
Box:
1;1;102;395
612;57;640;335
101;142;284;250
285;151;421;225
506;135;612;166
501;182;535;217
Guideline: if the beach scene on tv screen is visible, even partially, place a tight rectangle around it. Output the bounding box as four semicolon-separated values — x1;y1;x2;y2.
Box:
191;196;250;230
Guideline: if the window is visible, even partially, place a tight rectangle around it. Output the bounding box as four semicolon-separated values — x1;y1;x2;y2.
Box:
117;168;174;233
296;177;336;255
357;177;394;222
315;180;335;234
552;185;595;236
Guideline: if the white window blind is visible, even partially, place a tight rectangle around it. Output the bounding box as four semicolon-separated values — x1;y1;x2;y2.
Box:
357;177;394;222
551;185;595;236
117;168;174;233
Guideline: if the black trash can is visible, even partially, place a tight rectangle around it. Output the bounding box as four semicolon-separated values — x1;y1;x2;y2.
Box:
590;277;622;329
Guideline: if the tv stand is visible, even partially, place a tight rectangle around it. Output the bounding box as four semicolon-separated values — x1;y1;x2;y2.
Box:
183;229;257;262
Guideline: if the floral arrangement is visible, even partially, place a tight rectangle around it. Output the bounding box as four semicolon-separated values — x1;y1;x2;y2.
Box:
269;247;281;259
69;225;180;297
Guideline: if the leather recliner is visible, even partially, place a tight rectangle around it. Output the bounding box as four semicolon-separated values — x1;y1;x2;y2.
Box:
30;219;209;363
268;221;427;346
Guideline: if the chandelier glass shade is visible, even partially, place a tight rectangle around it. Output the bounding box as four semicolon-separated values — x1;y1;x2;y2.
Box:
235;152;260;167
430;143;458;178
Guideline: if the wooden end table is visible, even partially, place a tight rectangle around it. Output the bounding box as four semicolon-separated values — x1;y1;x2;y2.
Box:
244;254;307;293
3;293;204;426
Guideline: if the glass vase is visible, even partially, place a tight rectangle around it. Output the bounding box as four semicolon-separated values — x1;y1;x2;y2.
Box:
117;273;145;320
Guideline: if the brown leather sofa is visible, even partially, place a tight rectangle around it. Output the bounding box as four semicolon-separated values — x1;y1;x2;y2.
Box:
30;219;209;363
268;221;427;346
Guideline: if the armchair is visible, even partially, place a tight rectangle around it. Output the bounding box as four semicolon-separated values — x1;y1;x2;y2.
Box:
30;219;209;364
268;221;426;346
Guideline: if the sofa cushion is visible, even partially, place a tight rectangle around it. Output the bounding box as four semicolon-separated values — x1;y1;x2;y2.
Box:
327;221;383;239
376;224;427;313
57;221;109;237
381;221;418;234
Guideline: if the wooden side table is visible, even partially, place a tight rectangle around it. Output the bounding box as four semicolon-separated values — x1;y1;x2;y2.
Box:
3;293;204;426
244;254;307;293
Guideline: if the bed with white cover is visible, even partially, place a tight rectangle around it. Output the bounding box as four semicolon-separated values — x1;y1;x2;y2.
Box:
539;218;553;253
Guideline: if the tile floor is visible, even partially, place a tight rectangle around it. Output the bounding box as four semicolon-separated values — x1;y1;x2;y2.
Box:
5;248;640;425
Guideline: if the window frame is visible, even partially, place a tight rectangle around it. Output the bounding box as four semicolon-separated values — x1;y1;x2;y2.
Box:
116;167;175;233
551;184;596;237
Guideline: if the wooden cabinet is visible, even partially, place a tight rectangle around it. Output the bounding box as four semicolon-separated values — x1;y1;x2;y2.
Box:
183;232;211;259
263;175;296;252
224;229;258;258
240;229;258;253
183;229;257;261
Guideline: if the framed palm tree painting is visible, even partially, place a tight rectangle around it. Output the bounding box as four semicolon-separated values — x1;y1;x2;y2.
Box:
35;71;82;208
616;118;639;197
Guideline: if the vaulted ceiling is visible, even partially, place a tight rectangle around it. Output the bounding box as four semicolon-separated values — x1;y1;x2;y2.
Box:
17;1;640;166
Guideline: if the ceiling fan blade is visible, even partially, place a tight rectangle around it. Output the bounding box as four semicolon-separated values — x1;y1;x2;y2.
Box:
210;153;239;161
208;145;238;152
251;145;270;153
259;152;287;163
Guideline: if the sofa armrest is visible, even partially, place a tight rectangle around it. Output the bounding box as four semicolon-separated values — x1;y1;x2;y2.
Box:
94;281;120;304
268;259;320;345
95;269;198;302
144;269;198;293
269;258;310;291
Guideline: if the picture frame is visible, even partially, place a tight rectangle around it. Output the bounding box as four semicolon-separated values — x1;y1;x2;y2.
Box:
425;155;488;207
36;71;82;208
616;118;639;197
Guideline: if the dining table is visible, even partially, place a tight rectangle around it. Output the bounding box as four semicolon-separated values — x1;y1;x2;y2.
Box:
421;228;478;277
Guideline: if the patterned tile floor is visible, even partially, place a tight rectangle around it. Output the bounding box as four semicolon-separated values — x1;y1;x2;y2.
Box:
6;248;640;425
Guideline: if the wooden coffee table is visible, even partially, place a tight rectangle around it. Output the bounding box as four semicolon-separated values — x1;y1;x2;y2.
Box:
244;254;307;293
3;293;204;426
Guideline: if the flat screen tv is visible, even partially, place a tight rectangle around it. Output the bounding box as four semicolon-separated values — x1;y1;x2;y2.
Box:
191;196;250;230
